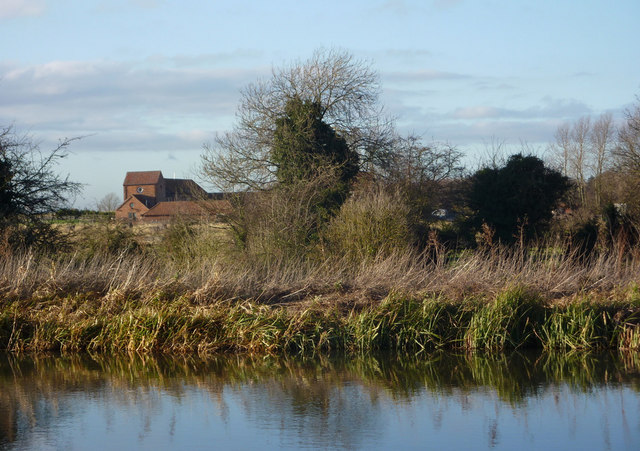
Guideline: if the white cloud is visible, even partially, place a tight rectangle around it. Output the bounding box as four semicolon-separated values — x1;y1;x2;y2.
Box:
0;0;46;19
388;95;597;148
449;98;592;122
453;106;501;119
0;57;262;160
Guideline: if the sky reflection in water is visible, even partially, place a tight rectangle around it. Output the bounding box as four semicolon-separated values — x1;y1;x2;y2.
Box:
0;351;639;450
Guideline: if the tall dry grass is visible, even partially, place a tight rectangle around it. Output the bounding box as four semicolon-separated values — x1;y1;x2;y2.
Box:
2;230;640;354
2;236;640;306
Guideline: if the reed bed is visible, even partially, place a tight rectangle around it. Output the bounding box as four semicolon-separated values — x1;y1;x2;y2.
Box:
1;242;640;354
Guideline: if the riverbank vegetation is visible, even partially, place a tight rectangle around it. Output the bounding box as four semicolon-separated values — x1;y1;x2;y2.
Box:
1;240;639;354
2;50;640;356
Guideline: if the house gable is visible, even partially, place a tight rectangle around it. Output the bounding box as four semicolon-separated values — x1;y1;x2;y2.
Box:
123;170;166;203
115;194;151;221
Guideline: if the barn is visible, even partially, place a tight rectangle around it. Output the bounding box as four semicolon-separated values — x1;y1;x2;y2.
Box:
115;171;230;222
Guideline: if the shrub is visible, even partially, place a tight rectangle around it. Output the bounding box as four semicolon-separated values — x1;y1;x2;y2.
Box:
468;154;570;244
321;184;412;262
157;220;197;261
156;220;230;262
74;223;141;258
234;171;344;262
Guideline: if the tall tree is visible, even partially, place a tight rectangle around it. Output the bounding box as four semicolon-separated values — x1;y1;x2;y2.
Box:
611;99;640;220
386;135;465;238
615;99;640;175
551;123;571;178
590;112;614;207
550;113;616;210
200;49;393;191
569;116;591;206
272;97;358;186
271;96;360;220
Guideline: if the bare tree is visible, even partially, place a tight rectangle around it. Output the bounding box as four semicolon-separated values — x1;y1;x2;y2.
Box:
1;126;81;250
388;135;464;185
550;120;588;205
550;123;571;177
550;114;618;209
615;99;640;175
96;192;120;212
590;112;614;207
200;49;394;191
384;135;465;235
569;116;591;206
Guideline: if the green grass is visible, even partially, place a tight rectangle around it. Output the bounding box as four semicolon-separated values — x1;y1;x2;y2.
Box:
464;287;541;351
2;287;640;355
2;227;640;356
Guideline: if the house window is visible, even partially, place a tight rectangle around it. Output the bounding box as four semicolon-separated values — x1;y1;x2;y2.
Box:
137;187;144;193
129;202;135;209
128;212;136;219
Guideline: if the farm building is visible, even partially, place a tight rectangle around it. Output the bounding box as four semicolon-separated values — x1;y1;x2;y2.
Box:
115;171;230;222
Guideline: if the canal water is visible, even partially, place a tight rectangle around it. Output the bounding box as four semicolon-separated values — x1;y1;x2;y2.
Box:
0;351;638;450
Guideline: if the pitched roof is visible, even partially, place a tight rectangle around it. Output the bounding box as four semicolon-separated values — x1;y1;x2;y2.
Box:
123;171;163;186
142;200;232;218
165;178;208;199
116;194;152;212
142;201;206;218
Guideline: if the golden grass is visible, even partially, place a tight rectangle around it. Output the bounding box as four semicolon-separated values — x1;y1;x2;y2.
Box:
3;240;639;306
1;242;640;354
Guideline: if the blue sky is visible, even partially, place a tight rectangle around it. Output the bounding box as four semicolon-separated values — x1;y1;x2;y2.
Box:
1;0;639;207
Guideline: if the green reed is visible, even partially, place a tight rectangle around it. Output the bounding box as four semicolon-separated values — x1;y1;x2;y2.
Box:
2;285;640;354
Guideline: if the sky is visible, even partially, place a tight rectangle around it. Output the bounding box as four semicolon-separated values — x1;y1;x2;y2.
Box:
1;0;639;208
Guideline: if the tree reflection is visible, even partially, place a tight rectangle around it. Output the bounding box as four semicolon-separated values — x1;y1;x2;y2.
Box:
0;351;638;449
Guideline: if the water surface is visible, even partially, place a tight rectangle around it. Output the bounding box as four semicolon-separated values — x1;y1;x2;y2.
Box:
1;351;639;450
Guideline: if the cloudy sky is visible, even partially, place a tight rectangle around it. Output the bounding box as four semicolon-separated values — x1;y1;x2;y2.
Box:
1;0;639;207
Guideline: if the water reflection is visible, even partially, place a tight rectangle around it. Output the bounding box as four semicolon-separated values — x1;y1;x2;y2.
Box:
0;351;639;450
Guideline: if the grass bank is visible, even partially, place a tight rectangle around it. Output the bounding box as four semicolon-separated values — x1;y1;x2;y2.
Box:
1;247;640;354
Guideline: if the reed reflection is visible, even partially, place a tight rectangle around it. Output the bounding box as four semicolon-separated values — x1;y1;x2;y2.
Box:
0;351;638;450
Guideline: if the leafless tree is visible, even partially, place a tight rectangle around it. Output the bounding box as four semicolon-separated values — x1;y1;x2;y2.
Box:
1;126;81;250
615;99;640;175
388;135;464;185
569;116;591;206
384;135;465;232
200;49;394;191
96;192;120;212
550;114;618;209
550;123;571;177
590;112;614;207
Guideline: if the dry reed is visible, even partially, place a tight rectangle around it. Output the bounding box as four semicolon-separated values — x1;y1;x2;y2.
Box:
1;236;640;354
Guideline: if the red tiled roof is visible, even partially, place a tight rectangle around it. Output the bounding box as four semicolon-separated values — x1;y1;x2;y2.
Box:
123;171;163;186
142;200;232;218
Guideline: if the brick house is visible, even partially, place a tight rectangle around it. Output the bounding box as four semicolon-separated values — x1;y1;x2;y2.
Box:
115;171;229;222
